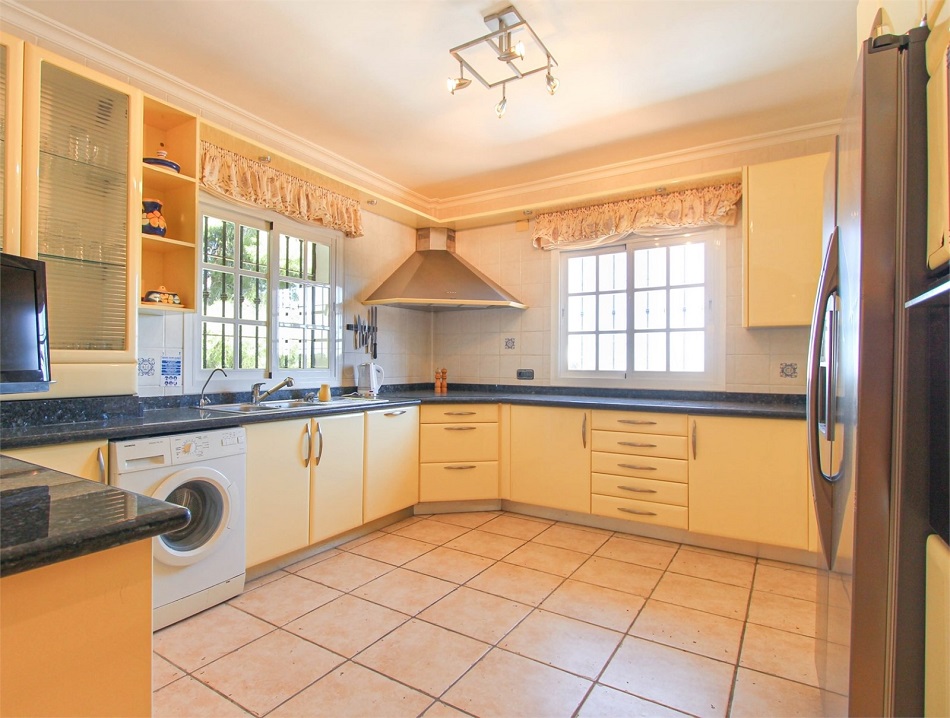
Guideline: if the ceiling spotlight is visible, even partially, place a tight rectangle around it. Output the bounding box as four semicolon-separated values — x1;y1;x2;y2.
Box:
497;33;525;63
495;84;508;119
545;57;559;95
447;61;472;95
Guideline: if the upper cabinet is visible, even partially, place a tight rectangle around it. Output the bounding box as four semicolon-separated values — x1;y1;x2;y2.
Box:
743;153;828;327
927;1;950;271
1;33;24;255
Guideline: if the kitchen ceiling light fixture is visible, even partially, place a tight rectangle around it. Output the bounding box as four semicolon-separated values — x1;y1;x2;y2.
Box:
448;4;558;116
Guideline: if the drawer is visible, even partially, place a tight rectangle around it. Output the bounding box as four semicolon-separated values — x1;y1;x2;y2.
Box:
592;451;688;483
592;473;688;506
592;410;687;435
420;462;499;502
420;423;499;462
591;494;688;530
421;404;499;423
592;430;687;460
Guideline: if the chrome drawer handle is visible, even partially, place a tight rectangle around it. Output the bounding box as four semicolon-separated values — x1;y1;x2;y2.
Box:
617;485;657;494
444;426;477;431
618;463;657;471
618;419;657;425
444;465;477;470
618;441;657;448
618;507;658;517
384;410;406;417
444;411;477;416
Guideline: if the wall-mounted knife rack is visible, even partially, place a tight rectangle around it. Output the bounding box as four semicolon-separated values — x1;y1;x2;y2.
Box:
346;307;378;358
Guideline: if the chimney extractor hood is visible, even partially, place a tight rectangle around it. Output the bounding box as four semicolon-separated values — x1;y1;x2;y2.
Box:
363;228;527;311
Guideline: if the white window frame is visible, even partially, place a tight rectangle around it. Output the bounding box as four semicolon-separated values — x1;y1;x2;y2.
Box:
188;195;343;393
551;228;726;391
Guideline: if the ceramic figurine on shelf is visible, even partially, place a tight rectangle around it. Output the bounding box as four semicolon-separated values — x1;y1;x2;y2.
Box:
142;199;167;236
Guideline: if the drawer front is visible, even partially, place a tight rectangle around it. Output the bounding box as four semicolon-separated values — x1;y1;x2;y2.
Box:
591;451;688;483
591;494;688;530
592;430;687;460
591;473;688;506
420;423;499;462
420;462;499;502
592;410;687;435
421;404;498;423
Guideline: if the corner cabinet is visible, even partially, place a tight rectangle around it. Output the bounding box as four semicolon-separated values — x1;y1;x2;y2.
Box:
364;406;419;523
419;404;500;502
2;440;108;483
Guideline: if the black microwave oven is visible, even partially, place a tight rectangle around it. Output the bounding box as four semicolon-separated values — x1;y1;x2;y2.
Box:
0;253;52;394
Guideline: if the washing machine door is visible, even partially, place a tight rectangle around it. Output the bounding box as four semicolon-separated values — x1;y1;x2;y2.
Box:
152;466;239;567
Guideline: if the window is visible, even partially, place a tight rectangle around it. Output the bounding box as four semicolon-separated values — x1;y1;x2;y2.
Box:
556;230;725;389
196;198;341;382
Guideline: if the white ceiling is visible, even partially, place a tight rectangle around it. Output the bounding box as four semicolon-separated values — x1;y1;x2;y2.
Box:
13;0;859;200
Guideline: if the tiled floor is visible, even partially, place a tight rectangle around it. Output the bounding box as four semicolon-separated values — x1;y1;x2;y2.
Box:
152;511;849;717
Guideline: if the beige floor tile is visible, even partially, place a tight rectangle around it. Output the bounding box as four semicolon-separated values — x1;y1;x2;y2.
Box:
754;563;820;601
740;623;846;690
747;589;818;637
228;573;341;626
502;541;590;577
295;551;393;592
541;579;644;632
270;662;432;717
669;548;756;588
444;529;525;559
354;567;456;614
555;520;613;535
499;609;624;679
578;684;690;717
394;518;471;545
153;676;252;717
594;535;678;570
651;572;750;620
442;647;591;718
465;562;564;606
379;515;426;533
194;630;342;716
422;701;471;717
282;547;342;574
242;569;289;592
479;514;551;540
757;556;820;573
152;654;184;692
681;544;757;563
348;533;437;566
337;529;386;550
286;594;408;658
571;556;663;597
533;524;611;553
428;510;503;528
153;604;273;672
630;599;744;663
731;667;849;717
418;586;533;644
403;546;494;584
355;618;490;696
600;636;734;718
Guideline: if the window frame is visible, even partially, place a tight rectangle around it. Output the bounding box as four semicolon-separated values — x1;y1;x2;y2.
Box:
551;228;726;391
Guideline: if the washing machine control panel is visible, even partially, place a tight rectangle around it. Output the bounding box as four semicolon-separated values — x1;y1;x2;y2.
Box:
170;429;246;464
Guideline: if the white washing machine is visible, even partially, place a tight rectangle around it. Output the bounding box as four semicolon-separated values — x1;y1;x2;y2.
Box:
110;427;246;630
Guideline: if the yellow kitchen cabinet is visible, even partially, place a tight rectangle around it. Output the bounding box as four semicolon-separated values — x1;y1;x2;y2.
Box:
510;405;590;513
743;153;828;327
309;413;364;544
420;403;499;502
1;32;24;254
688;415;809;549
3;440;108;483
364;406;419;522
927;2;950;270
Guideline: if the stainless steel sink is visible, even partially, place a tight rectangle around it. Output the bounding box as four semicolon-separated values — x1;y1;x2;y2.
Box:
199;396;388;414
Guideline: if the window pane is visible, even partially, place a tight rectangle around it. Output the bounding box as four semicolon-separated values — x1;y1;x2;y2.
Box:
598;252;626;291
568;295;596;332
278;280;304;325
567;334;596;370
238;325;267;369
669;287;704;329
633;247;666;288
598;333;626;371
669;243;704;286
633;289;667;330
280;234;304;279
201;321;234;369
670;331;704;371
202;269;234;319
240;225;267;272
240;276;268;321
202;216;234;267
634;332;666;371
567;255;596;294
598;292;626;331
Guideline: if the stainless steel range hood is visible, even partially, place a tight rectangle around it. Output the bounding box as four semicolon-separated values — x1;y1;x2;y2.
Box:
363;228;527;311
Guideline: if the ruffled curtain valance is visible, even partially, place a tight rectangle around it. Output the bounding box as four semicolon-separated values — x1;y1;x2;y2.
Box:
200;142;364;238
532;182;742;250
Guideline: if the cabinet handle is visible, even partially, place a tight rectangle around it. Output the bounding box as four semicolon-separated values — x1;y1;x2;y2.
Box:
618;441;657;448
617;485;657;494
582;414;587;448
304;423;312;469
384;410;406;417
691;420;697;460
444;411;476;416
618;507;658;517
313;422;324;467
444;465;477;470
618;463;657;471
97;448;106;483
618;419;657;425
444;426;477;431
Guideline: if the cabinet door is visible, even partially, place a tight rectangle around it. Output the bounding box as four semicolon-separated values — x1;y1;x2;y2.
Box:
244;419;311;567
310;413;364;543
4;440;107;483
744;153;828;327
510;405;591;513
927;21;949;270
364;406;419;523
688;415;808;548
1;32;24;254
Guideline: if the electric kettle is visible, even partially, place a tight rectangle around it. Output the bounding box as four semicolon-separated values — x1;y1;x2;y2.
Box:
357;362;384;398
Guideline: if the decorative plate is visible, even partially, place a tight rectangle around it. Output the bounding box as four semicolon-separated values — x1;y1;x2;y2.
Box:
143;157;181;173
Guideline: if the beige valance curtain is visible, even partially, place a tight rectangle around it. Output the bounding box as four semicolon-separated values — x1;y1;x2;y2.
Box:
200;142;364;238
532;182;742;250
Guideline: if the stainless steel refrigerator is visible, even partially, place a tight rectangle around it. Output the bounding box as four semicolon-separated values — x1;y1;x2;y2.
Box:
806;24;947;716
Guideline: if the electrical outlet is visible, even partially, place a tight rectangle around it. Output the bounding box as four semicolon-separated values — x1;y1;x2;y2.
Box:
516;368;534;380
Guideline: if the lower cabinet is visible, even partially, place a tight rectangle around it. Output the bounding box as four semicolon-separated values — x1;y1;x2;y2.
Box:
688;415;809;549
364;406;419;523
509;405;590;513
4;440;108;482
419;403;499;502
309;413;364;544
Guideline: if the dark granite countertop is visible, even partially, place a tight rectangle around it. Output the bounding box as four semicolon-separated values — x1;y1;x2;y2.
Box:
0;456;191;577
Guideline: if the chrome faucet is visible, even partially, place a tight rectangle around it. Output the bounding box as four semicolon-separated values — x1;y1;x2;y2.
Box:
199;367;228;407
251;376;294;404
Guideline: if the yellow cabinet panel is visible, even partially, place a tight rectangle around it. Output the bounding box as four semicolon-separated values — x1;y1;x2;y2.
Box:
591;430;687;460
420;423;499;462
592;410;687;435
591;451;687;483
592;473;688;506
1;33;24;255
420;462;499;502
310;414;364;544
364;406;419;522
4;440;107;482
591;494;688;530
420;404;499;423
927;12;950;270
